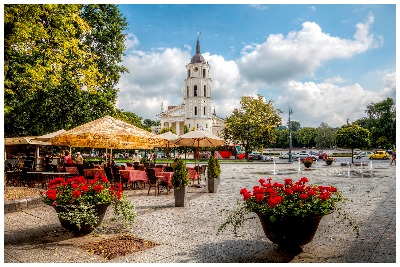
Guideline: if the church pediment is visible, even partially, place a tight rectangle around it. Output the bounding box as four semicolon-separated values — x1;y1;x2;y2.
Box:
159;104;185;118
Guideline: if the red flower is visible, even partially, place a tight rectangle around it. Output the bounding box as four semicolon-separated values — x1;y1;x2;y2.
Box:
101;177;109;183
46;190;57;201
284;178;293;185
93;184;104;192
72;190;81;198
259;178;266;184
71;183;79;189
300;193;309;199
254;193;265;202
80;185;89;193
268;195;283;208
240;188;249;195
283;188;293;195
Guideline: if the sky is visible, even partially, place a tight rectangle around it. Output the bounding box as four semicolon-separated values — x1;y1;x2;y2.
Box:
115;2;396;128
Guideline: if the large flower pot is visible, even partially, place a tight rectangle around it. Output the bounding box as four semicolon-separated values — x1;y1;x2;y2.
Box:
257;213;324;248
304;162;312;168
174;186;188;207
208;178;219;193
53;203;109;236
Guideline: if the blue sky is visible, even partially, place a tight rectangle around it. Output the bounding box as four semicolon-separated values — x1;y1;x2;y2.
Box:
113;3;396;127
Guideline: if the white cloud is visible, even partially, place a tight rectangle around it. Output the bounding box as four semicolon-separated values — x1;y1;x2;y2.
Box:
275;80;391;128
117;47;191;119
116;15;392;129
238;15;379;84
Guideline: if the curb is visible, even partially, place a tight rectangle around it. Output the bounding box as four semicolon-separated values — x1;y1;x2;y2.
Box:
4;195;45;213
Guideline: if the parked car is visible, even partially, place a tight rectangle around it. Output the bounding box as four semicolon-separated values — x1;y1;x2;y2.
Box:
353;151;372;159
279;152;299;160
353;149;362;155
249;152;273;162
369;151;390;160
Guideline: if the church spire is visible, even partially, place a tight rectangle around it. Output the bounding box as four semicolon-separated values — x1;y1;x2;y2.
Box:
196;37;201;54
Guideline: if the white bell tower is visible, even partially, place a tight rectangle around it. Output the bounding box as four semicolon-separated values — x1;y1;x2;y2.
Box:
183;37;213;132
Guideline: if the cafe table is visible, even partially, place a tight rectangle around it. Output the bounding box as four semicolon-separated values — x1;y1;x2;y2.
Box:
119;169;148;189
83;169;106;179
65;167;79;175
155;171;173;194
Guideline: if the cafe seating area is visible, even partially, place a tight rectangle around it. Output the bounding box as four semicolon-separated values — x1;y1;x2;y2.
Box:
5;160;207;196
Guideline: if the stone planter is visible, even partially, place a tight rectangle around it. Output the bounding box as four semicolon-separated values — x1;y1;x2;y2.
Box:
208;178;219;193
257;213;325;248
174;186;188;207
304;162;312;168
53;203;109;236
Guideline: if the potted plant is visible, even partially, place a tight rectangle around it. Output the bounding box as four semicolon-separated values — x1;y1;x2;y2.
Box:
140;156;149;167
41;176;136;235
218;177;359;249
303;157;314;168
207;156;221;193
324;156;335;165
171;158;190;207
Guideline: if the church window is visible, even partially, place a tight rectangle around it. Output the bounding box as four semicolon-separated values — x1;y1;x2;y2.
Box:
194;106;197;116
204;85;206;96
206;124;208;128
187;86;189;97
187;70;190;78
203;69;206;78
194;85;197;96
204;106;206;115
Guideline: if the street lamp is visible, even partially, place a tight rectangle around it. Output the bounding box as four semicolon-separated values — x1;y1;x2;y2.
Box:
288;107;293;163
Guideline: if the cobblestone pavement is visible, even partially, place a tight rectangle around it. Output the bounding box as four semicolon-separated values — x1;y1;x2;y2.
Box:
3;161;396;263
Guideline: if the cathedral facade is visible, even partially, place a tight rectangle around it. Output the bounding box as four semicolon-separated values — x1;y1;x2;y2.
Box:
154;38;225;136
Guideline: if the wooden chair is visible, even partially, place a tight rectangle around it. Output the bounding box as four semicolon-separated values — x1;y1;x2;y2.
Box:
146;168;160;196
104;166;114;182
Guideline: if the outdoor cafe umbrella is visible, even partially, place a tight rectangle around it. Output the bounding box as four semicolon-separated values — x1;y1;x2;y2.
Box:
156;131;180;165
171;129;226;173
48;115;163;164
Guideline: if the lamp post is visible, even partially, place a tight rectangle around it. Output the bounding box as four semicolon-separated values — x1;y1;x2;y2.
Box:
288;107;293;163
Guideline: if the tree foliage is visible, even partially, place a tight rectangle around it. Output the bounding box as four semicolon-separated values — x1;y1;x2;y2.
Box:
223;95;281;155
296;127;317;148
315;122;336;149
356;97;396;148
4;4;129;137
335;124;370;163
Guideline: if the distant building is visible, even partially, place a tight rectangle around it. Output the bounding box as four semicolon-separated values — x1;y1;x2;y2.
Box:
153;38;225;135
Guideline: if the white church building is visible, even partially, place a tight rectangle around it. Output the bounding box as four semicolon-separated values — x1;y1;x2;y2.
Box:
153;38;225;136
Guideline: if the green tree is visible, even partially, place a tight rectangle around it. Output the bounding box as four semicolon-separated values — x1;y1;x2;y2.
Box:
4;4;128;137
296;127;317;148
335;124;371;163
223;95;281;157
273;128;289;148
356;97;396;148
315;122;336;149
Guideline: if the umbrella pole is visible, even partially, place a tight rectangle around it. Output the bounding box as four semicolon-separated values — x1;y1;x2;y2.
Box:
105;148;107;166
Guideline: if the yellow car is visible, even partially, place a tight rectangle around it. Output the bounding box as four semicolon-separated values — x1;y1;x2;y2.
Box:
369;151;390;160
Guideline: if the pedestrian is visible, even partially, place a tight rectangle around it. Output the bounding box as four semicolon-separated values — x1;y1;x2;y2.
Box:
63;151;73;170
390;150;396;165
75;152;84;175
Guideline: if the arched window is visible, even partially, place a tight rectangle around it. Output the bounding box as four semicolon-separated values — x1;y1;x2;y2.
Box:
194;106;197;116
203;69;206;78
204;85;206;97
194;85;197;97
187;86;189;97
204;106;206;115
187;70;190;78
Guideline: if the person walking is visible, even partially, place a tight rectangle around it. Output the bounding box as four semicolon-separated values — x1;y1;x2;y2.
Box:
75;152;84;175
390;150;396;165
